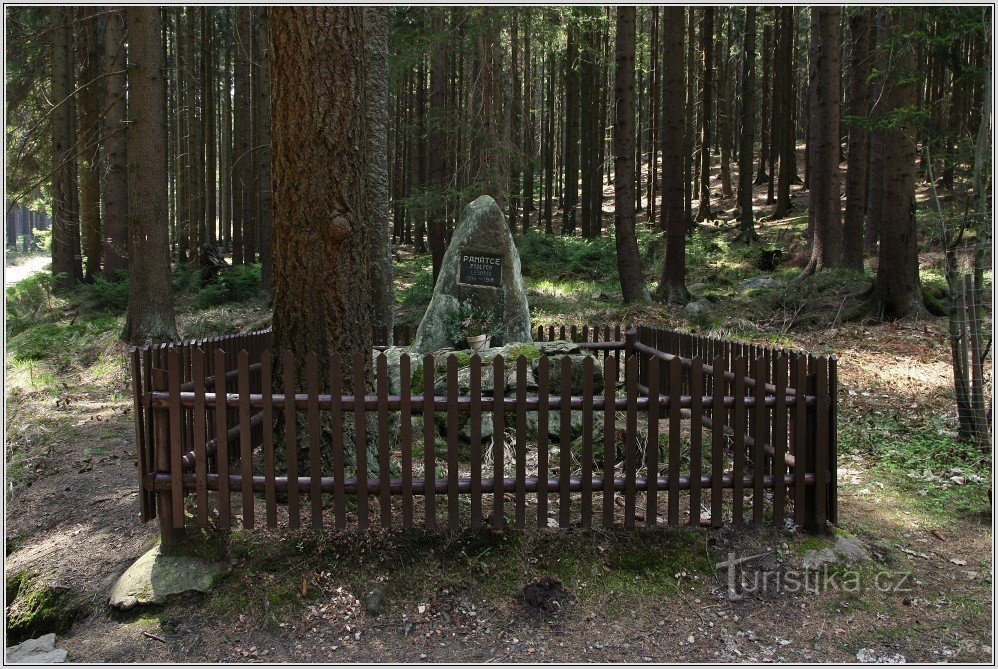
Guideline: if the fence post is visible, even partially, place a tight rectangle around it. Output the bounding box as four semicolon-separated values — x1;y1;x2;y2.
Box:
152;362;184;552
828;356;838;525
802;360;819;533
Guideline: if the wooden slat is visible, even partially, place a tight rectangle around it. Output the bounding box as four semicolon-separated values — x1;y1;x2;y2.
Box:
828;356;838;525
515;355;528;528
559;355;572;527
815;356;829;526
689;357;703;526
624;354;637;528
470;354;483;528
667;356;682;525
233;350;253;529
330;353;346;528
793;359;807;526
423;355;436;528
192;348;209;527
646;351;660;527
215;349;231;529
752;356;766;524
260;352;276;528
493;355;506;527
306;353;322;529
602;355;617;528
353;353;369;529
773;354;788;525
167;349;185;528
537;356;550;527
732;356;746;524
283;351;300;529
377;353;391;528
581;356;594;528
710;356;724;528
446;355;459;529
400;354;413;528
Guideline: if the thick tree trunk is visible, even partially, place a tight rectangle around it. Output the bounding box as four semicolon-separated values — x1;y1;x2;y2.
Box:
578;8;601;239
428;9;448;279
123;7;178;344
220;20;233;252
695;8;714;222
561;19;579;234
254;8;274;290
658;7;690;304
772;7;795;218
842;9;873;272
612;7;650;304
269;7;373;386
235;7;254;263
756;22;772;185
736;8;758;243
521;11;535;233
684;8;695;224
717;12;733;200
79;8;102;281
543;49;555;234
203;9;217;248
803;7;842;274
864;10;927;320
101;8;128;273
50;7;83;289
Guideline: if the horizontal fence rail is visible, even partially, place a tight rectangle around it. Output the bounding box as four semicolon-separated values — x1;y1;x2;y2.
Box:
131;323;836;545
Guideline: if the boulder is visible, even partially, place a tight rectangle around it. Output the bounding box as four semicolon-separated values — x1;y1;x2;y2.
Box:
109;545;226;610
411;196;532;354
740;275;782;291
5;634;67;664
683;299;715;324
539;354;604;395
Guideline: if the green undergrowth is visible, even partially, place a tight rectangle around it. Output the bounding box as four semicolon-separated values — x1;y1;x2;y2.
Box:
202;525;717;626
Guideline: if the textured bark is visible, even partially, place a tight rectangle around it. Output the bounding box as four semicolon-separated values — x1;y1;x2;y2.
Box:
203;8;217;248
123;7;178;344
255;8;274;290
736;7;758;242
561;19;579;234
612;7;649;304
469;10;507;210
803;7;842;274
365;7;393;340
521;11;535;233
79;8;102;281
717;11;733;200
176;9;191;262
428;9;448;279
772;7;794;218
684;8;695;224
269;7;372;385
865;10;927;320
658;7;690;304
842;9;873;272
509;10;520;227
695;8;714;222
235;6;253;263
543;48;555;233
101;8;128;273
578;8;601;238
50;7;83;289
756;22;772;185
220;25;233;251
865;12;885;255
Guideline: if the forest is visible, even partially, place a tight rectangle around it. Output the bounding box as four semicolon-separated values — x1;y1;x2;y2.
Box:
3;5;994;663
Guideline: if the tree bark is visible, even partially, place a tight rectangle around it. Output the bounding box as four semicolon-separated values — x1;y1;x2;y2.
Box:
772;7;794;218
803;7;842;274
428;9;448;280
695;8;714;222
756;22;772;185
364;8;393;342
123;7;178;344
658;7;690;304
78;7;102;281
612;7;650;304
578;8;601;238
101;8;128;273
736;8;758;243
842;9;873;272
269;7;372;385
235;6;253;263
543;48;555;233
561;17;579;234
203;8;217;248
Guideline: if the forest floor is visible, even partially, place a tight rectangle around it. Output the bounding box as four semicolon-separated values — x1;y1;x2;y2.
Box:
4;157;993;662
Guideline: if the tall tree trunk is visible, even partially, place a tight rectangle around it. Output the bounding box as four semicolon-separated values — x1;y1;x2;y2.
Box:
863;9;927;320
756;22;772;185
203;8;217;248
612;7;650;304
842;9;873;272
79;8;102;281
102;8;128;273
509;10;521;228
176;9;192;262
256;8;274;290
578;8;601;238
235;7;254;263
521;11;535;233
865;13;885;256
772;7;794;218
647;7;659;226
695;8;714;222
123;7;178;344
736;7;758;243
717;10;733;200
428;9;449;280
803;7;842;274
658;7;690;304
543;48;555;234
220;18;233;252
561;18;579;234
50;7;83;289
684;8;695;224
269;7;372;385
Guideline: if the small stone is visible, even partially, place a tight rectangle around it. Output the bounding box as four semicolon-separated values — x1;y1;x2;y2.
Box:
5;634;68;664
109;545;225;610
683;299;715;324
364;586;385;615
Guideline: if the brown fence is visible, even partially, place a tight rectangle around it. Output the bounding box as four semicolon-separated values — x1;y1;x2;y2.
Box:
131;323;836;546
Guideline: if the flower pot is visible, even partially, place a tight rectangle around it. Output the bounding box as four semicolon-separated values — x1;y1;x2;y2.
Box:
466;334;491;351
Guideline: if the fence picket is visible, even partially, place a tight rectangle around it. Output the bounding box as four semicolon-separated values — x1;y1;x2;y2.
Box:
400;353;413;528
192;349;208;527
446;354;459;529
668;357;682;525
493;355;506;527
710;356;725;528
215;349;231;529
793;360;807;526
261;352;276;528
283;351;300;529
581;356;594;529
646;352;660;527
306;353;322;529
423;355;436;528
773;354;788;525
330;353;345;529
624;354;638;528
603;356;617;528
515;355;528;528
353;353;369;530
470;354;483;529
537;356;550;527
815;356;829;527
559;355;572;527
377;353;391;528
689;357;704;526
238;351;254;529
732;356;746;524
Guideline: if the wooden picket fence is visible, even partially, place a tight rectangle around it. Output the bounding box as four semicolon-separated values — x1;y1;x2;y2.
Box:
131;323;836;547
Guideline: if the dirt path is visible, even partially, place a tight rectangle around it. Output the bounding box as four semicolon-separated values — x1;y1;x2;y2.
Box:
5;254;50;287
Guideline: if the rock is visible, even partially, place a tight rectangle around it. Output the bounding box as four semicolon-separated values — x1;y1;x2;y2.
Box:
5;634;67;664
534;340;581;356
802;535;871;570
740;275;782;291
683;299;715;324
365;586;385;615
537;354;604;395
801;547;838;570
109;545;226;610
517;578;573;614
687;283;708;296
5;573;75;645
855;648;906;664
411;196;532;354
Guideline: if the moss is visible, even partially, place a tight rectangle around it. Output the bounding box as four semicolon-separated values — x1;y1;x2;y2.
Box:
506;344;542;363
6;574;77;644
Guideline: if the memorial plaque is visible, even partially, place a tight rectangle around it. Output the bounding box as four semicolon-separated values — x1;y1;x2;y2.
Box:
459;252;503;287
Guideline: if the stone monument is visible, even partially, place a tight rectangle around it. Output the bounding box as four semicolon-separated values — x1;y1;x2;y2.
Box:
411;195;532;354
